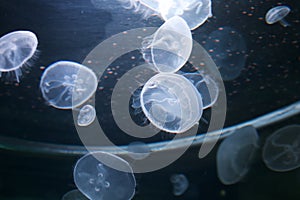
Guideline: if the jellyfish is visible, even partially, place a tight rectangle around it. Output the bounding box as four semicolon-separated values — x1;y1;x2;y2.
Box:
170;173;189;196
0;30;38;82
203;27;247;81
62;189;88;200
40;61;98;109
265;6;291;27
216;126;259;185
119;0;212;30
140;73;203;133
74;151;136;200
262;125;300;172
127;141;150;160
141;16;192;73
77;104;96;127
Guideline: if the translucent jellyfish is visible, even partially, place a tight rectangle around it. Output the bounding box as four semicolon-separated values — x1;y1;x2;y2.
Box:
204;27;247;81
181;72;219;109
140;73;203;133
40;61;97;109
74;151;136;200
170;173;189;196
265;6;291;27
0;30;38;82
141;16;192;73
120;0;212;30
127;141;150;160
77;105;96;127
262;125;300;172
62;189;88;200
216;126;259;185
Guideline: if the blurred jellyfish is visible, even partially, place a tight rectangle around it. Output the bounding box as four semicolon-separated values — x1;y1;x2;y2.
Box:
265;5;291;27
0;30;38;82
119;0;212;30
141;16;192;73
127;141;150;160
40;61;97;109
74;151;136;200
263;125;300;172
62;189;88;200
140;73;203;133
77;104;96;127
216;126;259;185
170;173;189;196
204;27;247;81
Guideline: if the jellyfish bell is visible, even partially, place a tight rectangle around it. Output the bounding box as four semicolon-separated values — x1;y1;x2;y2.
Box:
40;61;97;109
170;173;189;196
73;151;136;200
140;73;203;133
0;30;38;82
77;104;96;127
141;16;192;73
265;5;291;27
262;125;300;172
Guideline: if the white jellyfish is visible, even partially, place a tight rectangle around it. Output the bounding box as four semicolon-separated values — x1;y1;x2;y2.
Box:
0;30;38;82
141;16;192;73
40;61;98;109
119;0;212;30
62;189;88;200
265;5;291;27
170;173;189;196
262;125;300;172
74;151;136;200
140;73;203;133
77;104;96;127
216;126;259;185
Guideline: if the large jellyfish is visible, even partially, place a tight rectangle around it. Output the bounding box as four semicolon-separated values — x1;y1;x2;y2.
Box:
216;126;259;185
141;16;192;73
262;125;300;172
73;151;136;200
140;73;203;133
265;5;291;27
0;30;38;82
40;61;97;109
119;0;212;30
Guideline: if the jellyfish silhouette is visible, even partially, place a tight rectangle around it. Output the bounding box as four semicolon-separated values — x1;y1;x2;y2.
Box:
216;126;259;185
77;104;96;127
40;61;97;109
170;173;189;196
204;27;247;81
0;30;38;82
119;0;212;30
140;73;203;133
74;151;136;200
62;189;88;200
265;5;291;27
141;16;192;73
263;125;300;172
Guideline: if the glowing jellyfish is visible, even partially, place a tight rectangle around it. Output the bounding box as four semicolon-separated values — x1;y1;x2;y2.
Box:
141;16;192;73
170;173;189;196
120;0;212;30
40;61;97;109
182;72;219;109
0;30;38;82
77;105;96;127
140;73;203;133
204;27;247;81
62;189;88;200
216;126;259;185
265;6;291;27
262;125;300;172
74;151;136;200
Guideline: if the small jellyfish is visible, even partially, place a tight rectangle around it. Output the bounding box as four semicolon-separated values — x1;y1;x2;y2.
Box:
262;125;300;172
170;173;189;196
216;126;259;185
0;30;38;82
77;104;96;126
62;189;88;200
40;61;97;109
141;16;192;73
127;141;150;160
74;151;136;200
265;6;291;27
140;73;203;133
